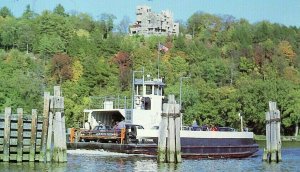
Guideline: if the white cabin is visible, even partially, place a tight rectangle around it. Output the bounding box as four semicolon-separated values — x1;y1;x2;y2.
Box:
84;77;165;130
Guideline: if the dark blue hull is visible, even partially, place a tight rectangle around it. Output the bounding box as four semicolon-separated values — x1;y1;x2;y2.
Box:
68;137;259;158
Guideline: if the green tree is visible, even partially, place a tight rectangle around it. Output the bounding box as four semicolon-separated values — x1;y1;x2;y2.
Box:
187;12;222;43
69;13;95;32
0;17;18;49
99;13;116;38
0;6;13;18
16;20;36;53
22;5;36;19
35;11;74;46
35;34;65;57
53;4;68;17
0;50;43;112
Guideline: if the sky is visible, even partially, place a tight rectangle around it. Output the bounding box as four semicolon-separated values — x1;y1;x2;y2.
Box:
1;0;300;27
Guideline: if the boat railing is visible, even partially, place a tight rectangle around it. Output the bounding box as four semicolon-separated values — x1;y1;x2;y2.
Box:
89;96;131;109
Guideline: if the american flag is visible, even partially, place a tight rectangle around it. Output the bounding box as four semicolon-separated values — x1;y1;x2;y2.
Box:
158;44;169;52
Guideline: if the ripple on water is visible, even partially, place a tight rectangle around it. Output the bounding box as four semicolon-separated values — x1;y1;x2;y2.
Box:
0;148;299;172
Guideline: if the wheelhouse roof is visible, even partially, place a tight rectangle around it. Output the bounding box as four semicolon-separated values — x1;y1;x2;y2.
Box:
134;79;165;86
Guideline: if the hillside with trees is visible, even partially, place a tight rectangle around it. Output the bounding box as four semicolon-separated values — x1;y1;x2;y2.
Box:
0;5;299;136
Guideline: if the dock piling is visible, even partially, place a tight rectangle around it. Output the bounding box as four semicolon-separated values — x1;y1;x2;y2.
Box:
158;108;167;162
40;92;50;162
17;108;23;162
0;86;66;163
157;95;181;163
29;109;37;162
3;107;11;162
263;101;282;163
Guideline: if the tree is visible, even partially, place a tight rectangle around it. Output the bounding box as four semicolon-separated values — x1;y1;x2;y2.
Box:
231;19;253;50
99;13;116;38
113;51;132;90
69;13;95;32
53;4;68;17
117;15;130;34
187;12;222;42
253;21;273;43
71;60;84;82
0;18;18;49
66;34;98;59
0;50;43;112
16;20;36;53
35;34;65;57
278;40;296;64
22;5;36;19
287;89;300;136
50;53;73;84
0;6;13;18
35;11;74;46
173;34;186;51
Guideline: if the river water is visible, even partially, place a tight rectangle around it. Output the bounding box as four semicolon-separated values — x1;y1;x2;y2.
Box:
0;144;299;172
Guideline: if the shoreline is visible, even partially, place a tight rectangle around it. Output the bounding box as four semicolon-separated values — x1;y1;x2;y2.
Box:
254;135;300;142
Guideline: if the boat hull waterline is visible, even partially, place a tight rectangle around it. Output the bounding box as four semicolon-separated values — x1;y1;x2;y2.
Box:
67;138;259;159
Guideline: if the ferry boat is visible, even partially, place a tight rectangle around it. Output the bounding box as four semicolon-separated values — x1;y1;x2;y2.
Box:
69;75;259;158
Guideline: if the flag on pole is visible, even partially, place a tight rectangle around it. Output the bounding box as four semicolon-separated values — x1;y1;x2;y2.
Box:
158;43;169;52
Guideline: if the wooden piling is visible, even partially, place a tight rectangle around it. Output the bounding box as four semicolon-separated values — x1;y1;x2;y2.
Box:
52;86;67;162
17;108;23;162
168;114;175;163
40;92;50;162
0;86;66;163
53;112;62;162
270;109;276;162
157;95;181;163
29;109;37;162
61;112;67;162
3;107;11;162
263;112;270;161
175;115;182;162
46;111;53;162
158;105;168;163
263;101;282;163
275;110;282;161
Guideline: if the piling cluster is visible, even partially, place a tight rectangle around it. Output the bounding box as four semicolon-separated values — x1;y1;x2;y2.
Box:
263;101;282;163
0;86;67;163
157;95;181;163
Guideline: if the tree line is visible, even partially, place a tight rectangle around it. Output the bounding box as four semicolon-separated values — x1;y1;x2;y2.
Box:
0;5;299;135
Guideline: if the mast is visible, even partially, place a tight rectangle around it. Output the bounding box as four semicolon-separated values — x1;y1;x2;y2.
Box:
157;42;160;79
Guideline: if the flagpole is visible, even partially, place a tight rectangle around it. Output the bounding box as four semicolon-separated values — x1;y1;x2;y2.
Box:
157;42;160;79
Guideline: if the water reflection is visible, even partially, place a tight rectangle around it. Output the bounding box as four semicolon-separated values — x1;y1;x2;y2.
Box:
0;162;68;172
0;148;299;172
157;163;179;172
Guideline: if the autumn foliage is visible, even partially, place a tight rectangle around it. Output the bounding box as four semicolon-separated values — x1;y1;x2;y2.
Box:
51;53;73;84
113;51;132;90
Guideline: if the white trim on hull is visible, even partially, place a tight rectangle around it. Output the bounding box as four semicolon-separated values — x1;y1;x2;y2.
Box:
136;129;254;139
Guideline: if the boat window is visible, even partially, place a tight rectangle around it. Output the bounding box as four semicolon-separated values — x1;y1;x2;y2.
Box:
146;85;152;95
125;110;132;122
138;85;143;95
142;97;151;110
135;85;138;95
154;85;159;95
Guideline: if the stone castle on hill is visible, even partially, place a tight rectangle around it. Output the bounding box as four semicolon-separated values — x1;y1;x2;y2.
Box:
129;5;179;36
